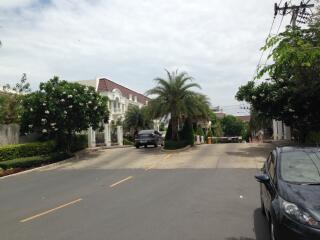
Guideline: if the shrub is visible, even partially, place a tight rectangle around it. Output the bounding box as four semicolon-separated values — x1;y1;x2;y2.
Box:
123;138;133;146
70;135;88;152
305;131;320;145
0;152;71;170
0;141;56;162
179;119;194;146
196;126;205;136
164;140;188;150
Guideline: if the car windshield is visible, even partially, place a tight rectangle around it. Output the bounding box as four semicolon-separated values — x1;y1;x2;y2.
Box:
281;150;320;183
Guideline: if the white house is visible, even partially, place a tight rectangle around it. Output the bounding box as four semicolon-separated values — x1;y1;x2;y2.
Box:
78;78;149;123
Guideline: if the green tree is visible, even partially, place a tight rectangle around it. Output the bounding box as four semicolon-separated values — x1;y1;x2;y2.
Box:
236;20;320;140
147;70;209;141
124;105;152;133
0;74;31;124
20;76;109;152
220;115;244;137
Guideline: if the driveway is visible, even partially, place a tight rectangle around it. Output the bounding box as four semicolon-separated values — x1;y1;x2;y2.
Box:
0;143;273;240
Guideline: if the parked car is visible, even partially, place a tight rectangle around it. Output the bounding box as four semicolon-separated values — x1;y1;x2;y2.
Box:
255;146;320;240
135;130;164;148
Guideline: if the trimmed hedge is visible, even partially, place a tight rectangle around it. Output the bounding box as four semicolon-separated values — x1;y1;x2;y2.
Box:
164;140;188;150
0;141;56;162
0;152;71;170
70;135;88;152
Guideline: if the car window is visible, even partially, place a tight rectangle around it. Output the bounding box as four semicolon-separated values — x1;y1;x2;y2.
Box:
280;151;320;183
267;152;276;181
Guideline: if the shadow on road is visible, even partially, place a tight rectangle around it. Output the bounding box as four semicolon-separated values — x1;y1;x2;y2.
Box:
225;145;272;159
225;208;270;240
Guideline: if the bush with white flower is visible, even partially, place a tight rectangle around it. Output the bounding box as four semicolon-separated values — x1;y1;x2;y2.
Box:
20;76;109;151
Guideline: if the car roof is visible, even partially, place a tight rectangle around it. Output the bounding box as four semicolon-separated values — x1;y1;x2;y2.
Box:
276;146;320;154
139;130;155;134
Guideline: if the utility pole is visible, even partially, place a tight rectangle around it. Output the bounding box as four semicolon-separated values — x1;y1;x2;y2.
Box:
274;1;315;26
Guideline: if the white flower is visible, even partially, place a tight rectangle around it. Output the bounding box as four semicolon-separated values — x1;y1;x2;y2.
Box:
68;95;73;98
42;129;47;133
61;99;65;102
88;101;92;104
41;89;45;93
90;92;93;95
63;91;66;94
64;110;67;114
69;105;73;109
94;106;98;110
45;110;50;114
84;87;88;91
79;102;83;106
28;124;33;128
260;93;265;97
50;123;56;126
43;103;46;106
289;108;295;112
54;128;58;131
30;108;34;112
41;118;46;122
52;87;55;90
252;96;257;100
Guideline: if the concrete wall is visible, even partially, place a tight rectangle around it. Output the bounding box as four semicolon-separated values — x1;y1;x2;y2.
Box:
0;124;20;146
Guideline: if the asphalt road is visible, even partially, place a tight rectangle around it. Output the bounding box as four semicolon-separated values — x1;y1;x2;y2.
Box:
0;143;273;240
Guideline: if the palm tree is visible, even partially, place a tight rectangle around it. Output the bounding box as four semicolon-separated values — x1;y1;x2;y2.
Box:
146;70;209;141
124;105;152;134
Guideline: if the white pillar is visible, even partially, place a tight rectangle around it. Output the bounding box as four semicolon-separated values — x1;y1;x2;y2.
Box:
88;127;96;148
104;124;111;147
273;120;278;140
201;136;204;144
196;135;201;144
117;126;123;146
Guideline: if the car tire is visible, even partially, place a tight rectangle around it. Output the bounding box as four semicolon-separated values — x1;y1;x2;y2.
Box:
154;143;158;148
270;217;278;240
144;144;147;148
135;145;140;149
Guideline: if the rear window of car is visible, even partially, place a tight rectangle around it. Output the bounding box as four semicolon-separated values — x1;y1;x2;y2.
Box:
138;130;154;135
280;151;320;183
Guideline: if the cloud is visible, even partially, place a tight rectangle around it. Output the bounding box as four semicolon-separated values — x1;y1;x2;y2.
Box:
0;0;291;111
0;0;35;9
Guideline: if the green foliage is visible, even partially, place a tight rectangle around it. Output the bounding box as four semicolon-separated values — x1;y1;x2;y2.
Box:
20;76;109;151
207;127;213;138
165;120;173;141
0;92;22;124
305;131;320;145
196;126;205;136
147;69;210;141
0;141;56;162
236;22;320;139
123;138;134;146
124;105;152;133
179;119;195;146
0;152;70;170
164;140;188;150
220;115;244;137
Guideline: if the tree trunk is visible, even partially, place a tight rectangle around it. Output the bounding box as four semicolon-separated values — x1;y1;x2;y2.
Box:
171;116;179;141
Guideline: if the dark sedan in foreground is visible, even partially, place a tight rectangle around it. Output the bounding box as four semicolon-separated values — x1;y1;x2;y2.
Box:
255;146;320;240
135;130;164;148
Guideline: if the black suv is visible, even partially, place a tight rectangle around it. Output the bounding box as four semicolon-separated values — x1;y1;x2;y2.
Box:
255;146;320;240
135;130;164;148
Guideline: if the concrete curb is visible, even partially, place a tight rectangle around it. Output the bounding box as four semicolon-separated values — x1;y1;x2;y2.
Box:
161;145;192;153
0;145;133;180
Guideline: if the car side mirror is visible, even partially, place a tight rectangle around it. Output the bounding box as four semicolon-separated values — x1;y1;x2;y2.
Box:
255;174;270;184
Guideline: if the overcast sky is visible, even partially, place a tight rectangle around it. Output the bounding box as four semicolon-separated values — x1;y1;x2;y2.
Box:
0;0;292;115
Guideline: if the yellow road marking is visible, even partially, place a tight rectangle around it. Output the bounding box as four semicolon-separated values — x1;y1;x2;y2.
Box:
110;176;133;188
20;198;83;223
